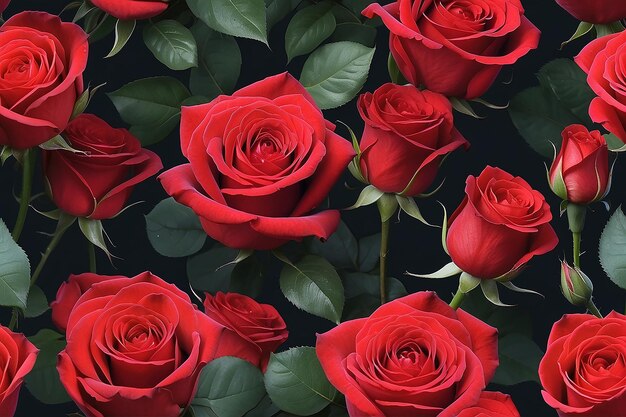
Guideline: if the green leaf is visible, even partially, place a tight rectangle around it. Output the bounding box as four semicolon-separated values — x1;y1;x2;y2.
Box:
492;333;543;385
188;245;239;293
244;395;280;417
341;272;407;320
25;329;71;404
285;2;336;62
143;20;198;70
357;233;380;272
509;86;581;158
187;0;268;44
461;289;532;337
105;19;136;58
599;206;626;290
308;221;358;270
279;255;344;323
329;22;377;47
537;59;595;124
192;357;266;417
300;41;375;109
145;198;207;258
190;21;242;100
229;255;264;298
0;219;30;309
264;347;337;416
24;285;49;318
266;0;300;30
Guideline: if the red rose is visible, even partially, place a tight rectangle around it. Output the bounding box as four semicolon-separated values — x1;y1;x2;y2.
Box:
549;125;609;204
204;292;288;370
357;83;469;196
555;0;626;24
576;31;626;145
0;326;38;417
539;312;626;417
57;272;260;417
42;114;162;219
90;0;168;20
0;12;88;149
363;0;540;99
316;292;499;417
446;166;558;279
458;392;521;417
159;73;355;250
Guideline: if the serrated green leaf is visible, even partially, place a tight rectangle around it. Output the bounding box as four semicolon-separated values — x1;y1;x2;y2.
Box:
279;255;344;323
146;198;206;258
188;246;239;293
266;0;300;30
357;233;380;273
492;333;543;385
285;2;336;62
24;285;49;318
300;41;375;109
25;329;71;404
264;347;337;416
187;0;268;44
599;206;626;289
143;20;198;70
308;221;358;270
192;357;265;417
0;219;30;309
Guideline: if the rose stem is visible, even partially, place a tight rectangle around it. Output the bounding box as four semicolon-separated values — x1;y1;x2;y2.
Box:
11;148;35;242
572;232;581;268
379;218;390;304
567;203;586;268
449;288;465;310
8;308;18;331
586;300;603;318
30;225;68;287
88;240;97;273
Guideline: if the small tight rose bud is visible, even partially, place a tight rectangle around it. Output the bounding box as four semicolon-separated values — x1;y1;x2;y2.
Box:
560;261;593;307
549;125;609;205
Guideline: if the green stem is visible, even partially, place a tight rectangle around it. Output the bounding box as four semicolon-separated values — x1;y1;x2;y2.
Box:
88;240;97;273
11;149;35;242
449;288;466;310
587;299;603;318
30;226;67;287
7;308;18;331
573;232;581;268
379;218;390;305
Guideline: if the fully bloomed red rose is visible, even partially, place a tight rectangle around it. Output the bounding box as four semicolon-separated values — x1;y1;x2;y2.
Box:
539;312;626;417
549;125;609;205
357;83;469;196
555;0;626;24
204;292;288;370
0;12;88;149
159;73;355;250
446;166;558;279
90;0;168;20
576;31;626;145
0;326;38;417
316;292;498;417
362;0;540;99
42;114;162;219
458;392;521;417
57;272;259;417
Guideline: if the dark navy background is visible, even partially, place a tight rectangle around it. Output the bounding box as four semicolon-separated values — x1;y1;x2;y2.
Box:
1;0;624;415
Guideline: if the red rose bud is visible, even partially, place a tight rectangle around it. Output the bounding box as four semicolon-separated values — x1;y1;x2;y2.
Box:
555;0;626;24
560;261;593;307
549;125;609;205
446;166;558;279
363;0;540;99
357;83;469;196
91;0;168;20
43;114;163;220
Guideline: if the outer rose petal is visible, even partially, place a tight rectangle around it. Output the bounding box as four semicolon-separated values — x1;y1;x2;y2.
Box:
556;0;626;24
575;34;615;74
90;0;168;20
0;0;9;13
457;392;521;417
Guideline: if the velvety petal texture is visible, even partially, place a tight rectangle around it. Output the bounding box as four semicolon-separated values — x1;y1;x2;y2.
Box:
42;114;163;219
90;0;168;20
159;72;355;250
0;326;38;417
316;292;498;417
539;312;626;417
203;292;288;370
362;0;540;99
457;391;521;417
0;11;88;149
357;83;469;196
576;31;626;146
56;272;260;417
549;124;609;204
555;0;626;24
446;166;558;279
